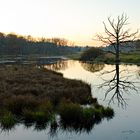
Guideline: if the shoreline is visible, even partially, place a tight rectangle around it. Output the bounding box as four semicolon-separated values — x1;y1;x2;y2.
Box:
0;65;114;131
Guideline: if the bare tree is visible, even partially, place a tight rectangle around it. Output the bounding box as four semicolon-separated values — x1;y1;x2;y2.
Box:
49;38;68;46
97;14;139;106
97;13;138;63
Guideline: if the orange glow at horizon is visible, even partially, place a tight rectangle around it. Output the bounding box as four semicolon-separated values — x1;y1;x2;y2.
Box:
0;0;139;47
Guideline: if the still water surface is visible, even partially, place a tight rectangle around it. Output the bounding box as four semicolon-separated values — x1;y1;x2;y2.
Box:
0;60;140;140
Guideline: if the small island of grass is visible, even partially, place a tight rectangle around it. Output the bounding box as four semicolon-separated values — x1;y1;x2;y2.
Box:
0;65;114;131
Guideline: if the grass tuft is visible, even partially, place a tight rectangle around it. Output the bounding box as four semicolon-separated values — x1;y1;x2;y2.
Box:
0;112;16;130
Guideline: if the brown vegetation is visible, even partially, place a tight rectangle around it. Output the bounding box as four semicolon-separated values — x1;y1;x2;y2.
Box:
0;65;114;131
0;65;93;111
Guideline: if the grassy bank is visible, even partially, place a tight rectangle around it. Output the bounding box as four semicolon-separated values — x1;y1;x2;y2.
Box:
120;53;140;63
81;52;140;64
0;65;114;131
78;47;140;64
66;52;82;60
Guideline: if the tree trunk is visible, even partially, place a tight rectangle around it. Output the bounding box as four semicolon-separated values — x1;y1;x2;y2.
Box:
116;34;120;64
116;63;119;93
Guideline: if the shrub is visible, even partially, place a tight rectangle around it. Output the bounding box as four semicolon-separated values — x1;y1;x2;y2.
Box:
80;47;104;61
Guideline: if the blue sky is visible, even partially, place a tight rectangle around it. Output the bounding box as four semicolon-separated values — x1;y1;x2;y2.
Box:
0;0;139;46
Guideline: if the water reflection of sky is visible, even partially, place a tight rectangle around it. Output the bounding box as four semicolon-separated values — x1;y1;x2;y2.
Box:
0;60;140;140
56;61;140;106
47;60;140;140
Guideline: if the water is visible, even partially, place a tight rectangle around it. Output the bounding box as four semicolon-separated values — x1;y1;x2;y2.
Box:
0;60;140;140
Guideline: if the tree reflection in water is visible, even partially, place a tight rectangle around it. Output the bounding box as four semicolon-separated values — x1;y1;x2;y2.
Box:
45;60;69;71
99;63;139;107
81;62;105;73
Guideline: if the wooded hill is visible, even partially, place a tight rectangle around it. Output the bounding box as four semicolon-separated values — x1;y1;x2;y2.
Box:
0;32;82;56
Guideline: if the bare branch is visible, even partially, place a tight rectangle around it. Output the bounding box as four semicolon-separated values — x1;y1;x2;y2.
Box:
103;22;116;38
96;14;139;106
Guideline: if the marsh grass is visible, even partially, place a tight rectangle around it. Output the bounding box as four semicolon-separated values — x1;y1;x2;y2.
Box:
22;108;53;124
0;65;93;106
59;102;83;123
32;111;49;123
82;107;95;121
96;52;140;63
22;109;35;123
4;95;39;115
103;107;114;118
59;102;114;132
0;65;114;132
0;102;114;132
0;112;16;130
58;103;114;133
0;65;94;123
94;103;114;118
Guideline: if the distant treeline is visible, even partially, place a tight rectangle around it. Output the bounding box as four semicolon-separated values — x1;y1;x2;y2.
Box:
0;32;83;56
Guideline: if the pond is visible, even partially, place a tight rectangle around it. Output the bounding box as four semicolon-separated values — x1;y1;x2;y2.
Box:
0;60;140;140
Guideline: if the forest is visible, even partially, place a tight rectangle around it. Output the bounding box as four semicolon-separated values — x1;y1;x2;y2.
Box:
0;32;83;56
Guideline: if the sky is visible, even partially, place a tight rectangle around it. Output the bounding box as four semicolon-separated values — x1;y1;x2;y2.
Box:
0;0;139;46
